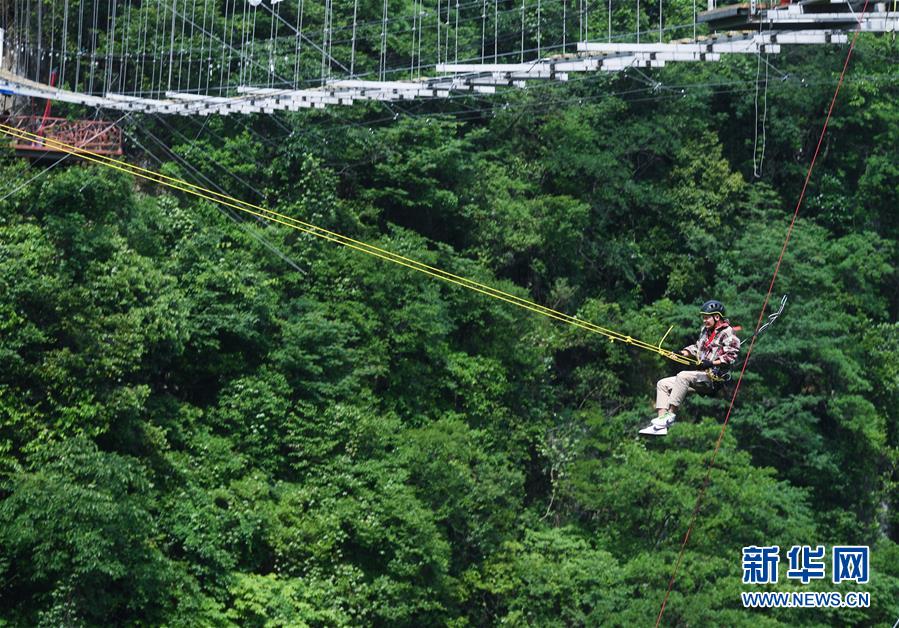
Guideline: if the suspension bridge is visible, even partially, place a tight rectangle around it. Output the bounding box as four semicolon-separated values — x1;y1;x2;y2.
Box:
0;0;896;116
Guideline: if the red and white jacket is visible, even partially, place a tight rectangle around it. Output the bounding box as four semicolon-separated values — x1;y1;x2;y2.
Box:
684;320;741;367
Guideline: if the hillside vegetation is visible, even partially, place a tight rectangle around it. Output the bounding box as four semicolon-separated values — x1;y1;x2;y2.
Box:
0;36;897;626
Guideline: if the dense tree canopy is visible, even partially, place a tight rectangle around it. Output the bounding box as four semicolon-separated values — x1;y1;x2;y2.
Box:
1;29;898;627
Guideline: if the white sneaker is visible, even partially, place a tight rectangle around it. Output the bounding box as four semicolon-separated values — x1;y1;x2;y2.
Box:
651;412;676;429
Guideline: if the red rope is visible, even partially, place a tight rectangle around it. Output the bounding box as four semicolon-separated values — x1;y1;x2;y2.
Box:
654;7;871;626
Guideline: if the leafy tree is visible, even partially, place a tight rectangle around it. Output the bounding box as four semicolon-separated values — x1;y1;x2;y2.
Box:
0;439;176;625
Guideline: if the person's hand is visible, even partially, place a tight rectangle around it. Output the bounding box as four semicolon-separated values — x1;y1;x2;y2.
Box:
700;358;714;369
680;350;690;357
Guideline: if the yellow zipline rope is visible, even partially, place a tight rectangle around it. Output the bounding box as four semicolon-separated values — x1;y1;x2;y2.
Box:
0;121;694;365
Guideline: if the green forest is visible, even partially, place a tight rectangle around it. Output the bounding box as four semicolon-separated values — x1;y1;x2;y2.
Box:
1;8;898;625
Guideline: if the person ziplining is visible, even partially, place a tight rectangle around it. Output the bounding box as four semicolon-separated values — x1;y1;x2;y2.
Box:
638;295;787;437
640;299;741;436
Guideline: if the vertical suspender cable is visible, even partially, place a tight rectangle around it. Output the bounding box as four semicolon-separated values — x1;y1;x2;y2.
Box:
692;0;696;39
8;0;13;75
350;0;358;77
61;0;70;88
659;0;662;42
230;0;241;91
563;0;567;53
128;0;137;93
537;0;541;57
120;0;132;94
145;0;156;95
416;0;423;76
12;0;19;77
247;0;255;85
412;0;418;77
412;0;425;76
250;0;259;85
215;0;225;92
519;0;524;61
165;0;174;93
134;4;144;93
636;0;640;43
110;2;118;92
455;0;460;64
10;0;17;77
49;0;57;86
241;2;249;85
167;0;178;92
35;0;41;82
442;0;447;68
444;0;450;69
270;0;279;87
157;0;167;94
198;0;210;93
251;1;259;84
139;0;151;94
294;0;305;87
20;0;28;79
151;0;163;96
326;0;332;82
269;0;276;86
237;1;245;85
25;0;31;78
220;0;232;93
165;0;178;91
493;0;497;61
587;0;591;41
106;0;117;94
409;0;418;81
240;1;256;85
17;0;23;82
480;0;486;62
321;0;329;83
578;0;583;41
57;0;65;80
328;0;334;80
75;0;84;91
379;0;387;80
183;0;197;91
206;0;215;94
88;0;98;94
239;1;248;85
53;0;63;86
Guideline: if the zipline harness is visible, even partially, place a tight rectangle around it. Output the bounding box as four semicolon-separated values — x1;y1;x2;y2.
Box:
706;293;788;386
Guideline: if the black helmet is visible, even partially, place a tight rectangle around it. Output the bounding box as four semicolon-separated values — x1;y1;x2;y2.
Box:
699;299;726;316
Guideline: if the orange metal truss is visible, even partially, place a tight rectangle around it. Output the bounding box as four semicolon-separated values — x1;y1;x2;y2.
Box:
4;115;123;156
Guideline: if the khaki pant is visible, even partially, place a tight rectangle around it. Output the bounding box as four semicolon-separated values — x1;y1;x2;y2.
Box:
656;370;713;410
